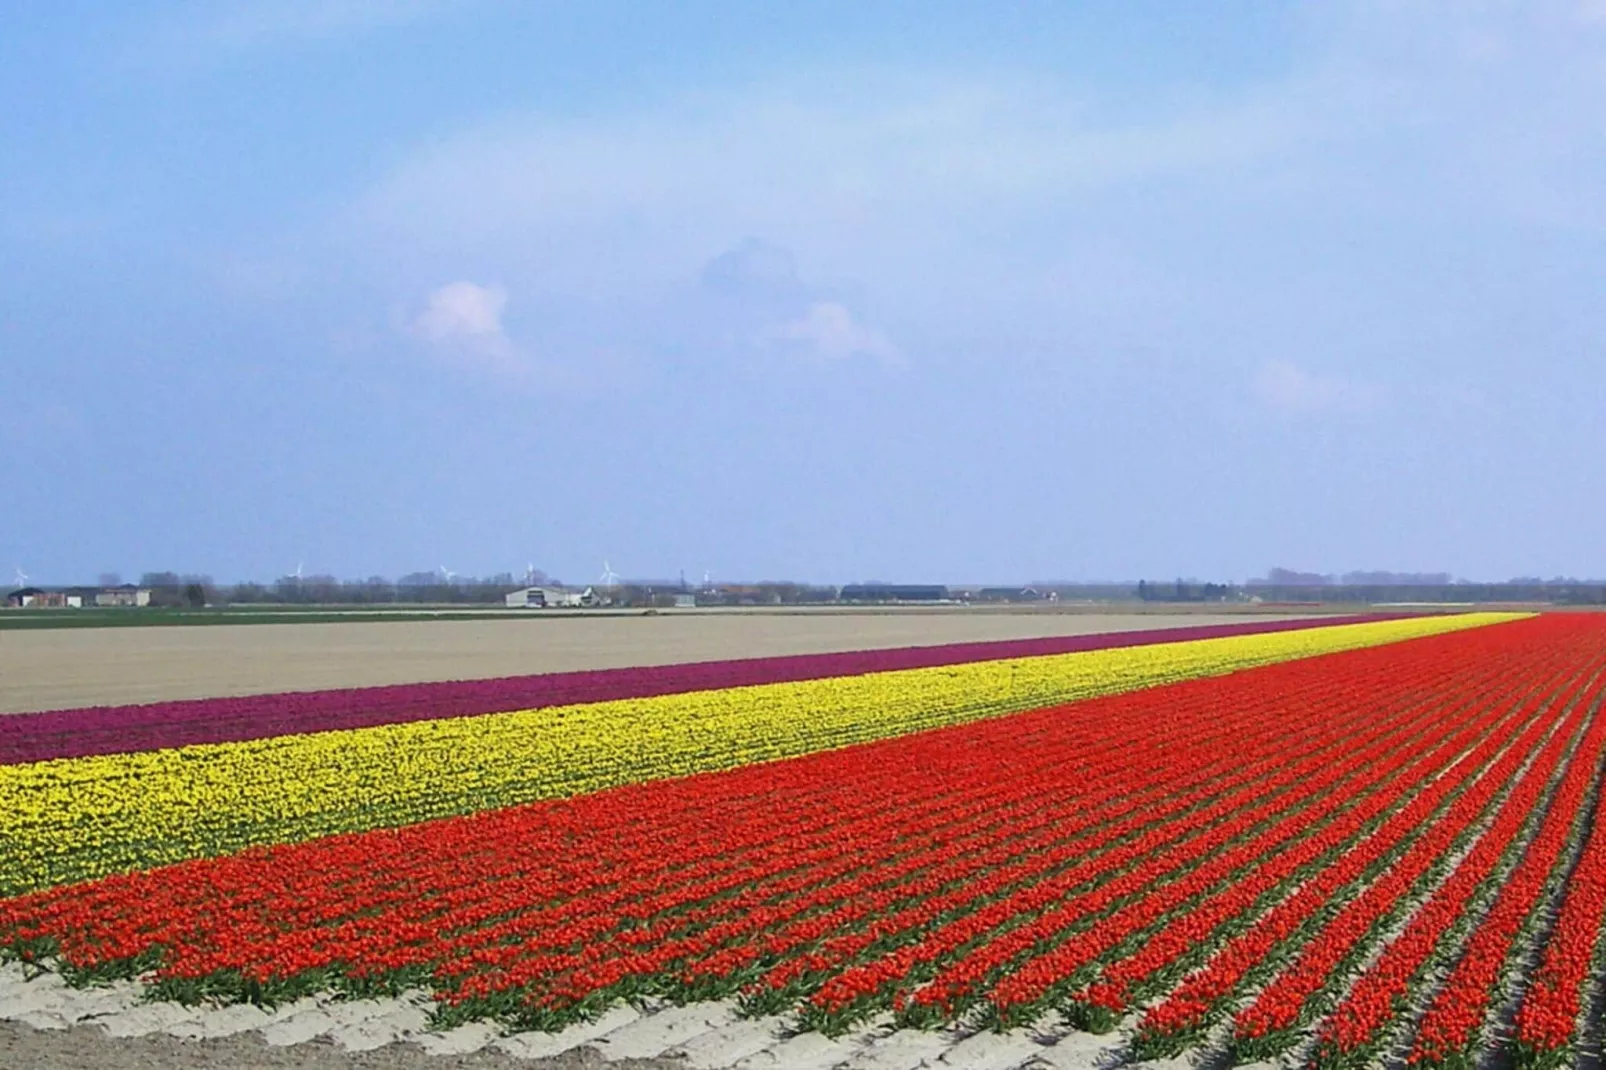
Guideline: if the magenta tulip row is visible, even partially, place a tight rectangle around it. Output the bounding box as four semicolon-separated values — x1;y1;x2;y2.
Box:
0;614;1389;765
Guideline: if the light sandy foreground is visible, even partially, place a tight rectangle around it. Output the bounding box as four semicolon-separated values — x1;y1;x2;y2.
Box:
0;608;1320;714
0;963;1263;1070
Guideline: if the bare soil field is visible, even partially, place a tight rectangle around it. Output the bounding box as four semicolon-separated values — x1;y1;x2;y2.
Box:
0;608;1320;715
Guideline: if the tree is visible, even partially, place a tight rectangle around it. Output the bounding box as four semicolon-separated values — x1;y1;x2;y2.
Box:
361;576;395;604
140;572;184;607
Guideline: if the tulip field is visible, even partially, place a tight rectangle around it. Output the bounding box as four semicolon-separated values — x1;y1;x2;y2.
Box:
8;610;1606;1068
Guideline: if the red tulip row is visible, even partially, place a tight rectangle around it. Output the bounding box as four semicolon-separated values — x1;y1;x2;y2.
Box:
1229;658;1600;1055
1512;716;1606;1069
1075;656;1541;1026
681;673;1376;1019
1406;677;1606;1068
799;705;1405;1028
748;627;1526;1032
996;653;1547;1033
911;664;1513;1027
1309;663;1606;1069
1232;677;1592;1062
1126;636;1594;1059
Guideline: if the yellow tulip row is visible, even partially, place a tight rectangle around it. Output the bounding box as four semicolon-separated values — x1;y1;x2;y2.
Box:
0;613;1521;895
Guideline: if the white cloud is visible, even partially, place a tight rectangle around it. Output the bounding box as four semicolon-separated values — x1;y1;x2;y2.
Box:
769;303;902;365
416;281;506;342
1253;360;1377;412
411;281;523;375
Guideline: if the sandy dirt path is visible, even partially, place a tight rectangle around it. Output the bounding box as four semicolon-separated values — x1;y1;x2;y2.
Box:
0;609;1315;714
0;965;1203;1070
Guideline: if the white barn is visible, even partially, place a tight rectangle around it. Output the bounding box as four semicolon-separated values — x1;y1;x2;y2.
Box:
504;586;595;608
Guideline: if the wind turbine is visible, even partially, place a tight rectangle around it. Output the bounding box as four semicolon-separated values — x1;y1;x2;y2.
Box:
702;569;712;590
524;562;537;586
12;566;26;589
598;560;621;587
292;562;304;582
439;565;456;585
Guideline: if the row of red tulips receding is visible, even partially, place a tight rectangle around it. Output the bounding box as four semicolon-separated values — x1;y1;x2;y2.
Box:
993;656;1540;1034
1086;642;1546;1030
1514;717;1606;1069
1208;657;1594;1062
0;613;1391;764
1309;655;1606;1069
689;666;1339;1016
6;614;1589;1053
925;626;1591;1041
1131;656;1567;1056
1406;666;1606;1069
844;679;1468;1029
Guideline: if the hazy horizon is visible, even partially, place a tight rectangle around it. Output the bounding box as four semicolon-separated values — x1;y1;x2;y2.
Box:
13;567;1604;592
5;3;1602;585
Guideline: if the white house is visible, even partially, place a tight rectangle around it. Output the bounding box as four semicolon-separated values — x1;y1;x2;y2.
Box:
505;586;596;608
96;585;152;607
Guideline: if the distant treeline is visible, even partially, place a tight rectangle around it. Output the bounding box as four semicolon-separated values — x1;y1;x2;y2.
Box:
130;572;840;608
1136;578;1605;605
1243;567;1606;606
135;572;530;607
107;572;1606;608
1136;580;1235;603
1240;583;1606;605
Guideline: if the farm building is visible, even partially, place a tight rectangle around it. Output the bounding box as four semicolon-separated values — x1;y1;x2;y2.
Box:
5;588;80;608
976;586;1048;603
839;584;951;603
95;585;152;607
504;586;597;608
6;585;152;608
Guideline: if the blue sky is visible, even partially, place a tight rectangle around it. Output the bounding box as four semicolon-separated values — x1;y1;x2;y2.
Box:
3;1;1603;585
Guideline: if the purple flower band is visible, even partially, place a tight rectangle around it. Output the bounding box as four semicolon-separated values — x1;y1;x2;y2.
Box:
0;615;1393;764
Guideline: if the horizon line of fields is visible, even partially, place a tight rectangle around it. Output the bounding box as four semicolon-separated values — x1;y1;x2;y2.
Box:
6;597;1597;632
0;602;1369;632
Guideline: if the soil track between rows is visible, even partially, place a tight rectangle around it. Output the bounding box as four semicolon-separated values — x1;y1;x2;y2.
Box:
0;608;1321;715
